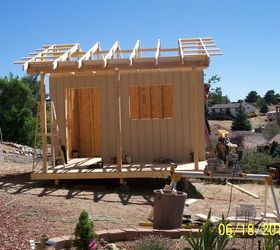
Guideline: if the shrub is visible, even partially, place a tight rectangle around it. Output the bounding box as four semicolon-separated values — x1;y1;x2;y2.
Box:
241;150;277;174
262;122;280;140
74;210;97;250
183;209;231;250
231;105;252;131
270;141;279;155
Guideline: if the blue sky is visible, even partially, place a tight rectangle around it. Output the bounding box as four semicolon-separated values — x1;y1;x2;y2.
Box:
0;0;279;100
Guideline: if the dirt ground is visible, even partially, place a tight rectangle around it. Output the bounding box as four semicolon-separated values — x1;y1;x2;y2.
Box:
1;161;280;249
209;115;268;131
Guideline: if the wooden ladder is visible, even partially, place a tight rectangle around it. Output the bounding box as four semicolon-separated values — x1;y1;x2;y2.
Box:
33;101;66;171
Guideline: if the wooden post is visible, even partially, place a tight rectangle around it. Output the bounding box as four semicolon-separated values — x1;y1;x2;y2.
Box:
264;177;269;219
40;73;48;172
115;68;122;171
191;67;199;170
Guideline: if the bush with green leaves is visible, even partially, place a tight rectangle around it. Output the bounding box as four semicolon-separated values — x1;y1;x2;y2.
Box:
241;150;278;174
263;234;280;250
263;122;280;140
0;74;40;146
74;210;97;250
183;209;231;250
231;105;252;131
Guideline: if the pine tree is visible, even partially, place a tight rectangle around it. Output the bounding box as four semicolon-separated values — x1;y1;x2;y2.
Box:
74;210;97;250
231;105;252;131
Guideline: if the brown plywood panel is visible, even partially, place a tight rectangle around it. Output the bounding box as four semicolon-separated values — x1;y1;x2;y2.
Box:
162;85;174;118
150;85;163;119
138;85;151;119
129;86;139;119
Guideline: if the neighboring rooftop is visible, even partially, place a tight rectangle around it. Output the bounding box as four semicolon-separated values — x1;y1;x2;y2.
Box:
15;37;222;74
210;102;256;109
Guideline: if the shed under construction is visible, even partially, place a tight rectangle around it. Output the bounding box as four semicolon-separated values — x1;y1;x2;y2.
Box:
16;37;221;181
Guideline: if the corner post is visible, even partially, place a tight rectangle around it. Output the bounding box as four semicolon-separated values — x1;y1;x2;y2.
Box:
115;68;122;171
191;67;199;170
40;72;48;172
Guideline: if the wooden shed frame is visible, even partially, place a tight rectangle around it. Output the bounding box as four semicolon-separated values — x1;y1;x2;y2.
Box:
16;37;221;181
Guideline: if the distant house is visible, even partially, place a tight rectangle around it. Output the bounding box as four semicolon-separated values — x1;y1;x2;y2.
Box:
209;102;257;119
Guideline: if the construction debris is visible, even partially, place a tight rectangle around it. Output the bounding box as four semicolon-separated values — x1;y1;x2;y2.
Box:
195;213;221;224
185;198;199;207
226;182;260;199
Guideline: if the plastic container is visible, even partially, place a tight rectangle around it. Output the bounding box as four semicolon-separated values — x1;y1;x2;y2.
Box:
153;189;187;229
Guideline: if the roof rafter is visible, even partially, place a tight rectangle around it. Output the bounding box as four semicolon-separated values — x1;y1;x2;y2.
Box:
103;41;121;67
23;45;54;71
155;39;161;65
129;40;141;66
53;43;81;69
77;42;101;68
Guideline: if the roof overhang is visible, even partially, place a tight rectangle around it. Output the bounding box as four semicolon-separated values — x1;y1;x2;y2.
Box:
15;37;222;75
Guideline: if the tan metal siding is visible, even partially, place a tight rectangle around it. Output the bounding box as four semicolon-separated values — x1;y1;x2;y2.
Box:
50;69;205;164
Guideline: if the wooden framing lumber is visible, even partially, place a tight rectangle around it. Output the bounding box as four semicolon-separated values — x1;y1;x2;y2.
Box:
226;182;260;199
24;45;54;71
40;73;48;172
115;69;122;171
78;42;101;68
129;40;140;66
53;43;80;69
191;67;199;170
155;39;161;65
104;41;121;67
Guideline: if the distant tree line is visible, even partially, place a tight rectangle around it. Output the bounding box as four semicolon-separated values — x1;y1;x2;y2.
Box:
0;74;40;146
244;90;280;113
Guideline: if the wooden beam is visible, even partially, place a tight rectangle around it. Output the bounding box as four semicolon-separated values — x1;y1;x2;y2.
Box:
40;73;48;172
115;69;122;172
191;68;199;170
226;182;260;199
104;41;120;67
129;40;141;66
24;45;54;71
178;39;184;64
78;42;100;68
53;43;80;69
155;39;161;65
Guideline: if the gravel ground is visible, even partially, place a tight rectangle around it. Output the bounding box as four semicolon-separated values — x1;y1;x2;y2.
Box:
1;161;280;249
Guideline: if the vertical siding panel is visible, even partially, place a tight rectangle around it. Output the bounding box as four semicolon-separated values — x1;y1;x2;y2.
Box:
198;70;206;160
121;74;131;158
173;72;183;161
129;73;139;162
100;75;109;162
158;72;168;158
181;72;190;161
137;73;146;162
151;72;160;160
144;73;153;162
107;75;116;159
165;72;176;161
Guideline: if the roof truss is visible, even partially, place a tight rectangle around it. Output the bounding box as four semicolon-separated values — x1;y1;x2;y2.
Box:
15;37;222;74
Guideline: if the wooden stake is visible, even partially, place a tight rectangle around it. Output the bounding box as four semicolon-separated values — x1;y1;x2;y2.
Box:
191;68;199;170
226;182;260;199
40;73;48;172
115;68;122;171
